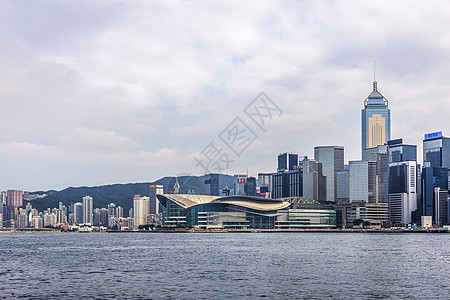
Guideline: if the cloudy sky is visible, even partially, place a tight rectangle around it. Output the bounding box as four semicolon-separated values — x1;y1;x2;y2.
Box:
1;0;450;191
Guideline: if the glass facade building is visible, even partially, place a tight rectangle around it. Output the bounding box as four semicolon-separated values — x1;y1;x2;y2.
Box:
277;153;299;172
421;167;448;223
422;131;450;224
157;194;290;229
361;81;391;156
314;146;344;202
336;170;349;203
423;132;450;168
349;161;377;203
388;139;417;163
388;161;417;224
302;159;326;202
276;208;336;229
272;169;303;199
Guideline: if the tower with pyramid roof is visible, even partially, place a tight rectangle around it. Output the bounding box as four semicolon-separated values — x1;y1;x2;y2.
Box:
361;80;391;157
173;178;181;194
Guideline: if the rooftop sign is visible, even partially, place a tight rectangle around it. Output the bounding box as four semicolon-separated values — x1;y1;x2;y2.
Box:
424;131;442;140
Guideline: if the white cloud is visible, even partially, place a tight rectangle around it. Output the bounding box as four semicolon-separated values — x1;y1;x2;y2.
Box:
1;0;450;190
61;127;138;153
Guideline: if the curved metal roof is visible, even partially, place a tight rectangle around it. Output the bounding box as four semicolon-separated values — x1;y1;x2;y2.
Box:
156;194;291;211
156;194;219;209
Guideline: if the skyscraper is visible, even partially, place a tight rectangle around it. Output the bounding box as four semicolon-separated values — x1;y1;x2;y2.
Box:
387;139;418;224
234;175;247;196
277;153;299;172
133;195;150;229
422;131;450;224
258;173;273;196
423;131;450;168
421;167;448;222
83;196;93;225
314;146;344;202
107;203;116;220
388;139;417;163
74;202;83;225
302;159;326;202
389;161;418;224
6;190;23;208
362;81;391;156
149;185;164;215
99;208;108;226
349;161;377;203
116;206;123;218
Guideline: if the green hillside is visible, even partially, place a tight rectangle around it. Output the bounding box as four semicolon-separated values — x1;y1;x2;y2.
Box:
28;174;234;213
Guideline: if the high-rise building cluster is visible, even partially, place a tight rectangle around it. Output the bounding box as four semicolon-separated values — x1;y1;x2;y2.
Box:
0;185;166;230
1;80;449;230
158;80;450;229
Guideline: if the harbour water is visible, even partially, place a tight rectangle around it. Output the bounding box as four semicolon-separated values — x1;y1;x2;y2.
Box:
0;232;449;299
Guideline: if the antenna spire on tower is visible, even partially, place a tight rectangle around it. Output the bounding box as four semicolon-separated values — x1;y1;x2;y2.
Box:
373;60;377;90
373;60;376;82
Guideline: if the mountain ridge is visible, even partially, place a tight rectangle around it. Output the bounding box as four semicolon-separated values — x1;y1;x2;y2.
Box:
28;174;234;213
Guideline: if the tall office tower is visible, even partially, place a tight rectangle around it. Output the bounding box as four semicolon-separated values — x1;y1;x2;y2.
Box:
99;208;108;226
336;170;349;203
107;203;116;220
74;202;83;225
349;161;377;203
302;159;326;202
245;177;257;196
388;139;417;163
422;131;450;223
16;212;28;228
288;168;303;198
82;196;93;225
277;153;299;172
434;188;448;226
0;191;6;203
204;174;220;196
93;208;100;226
362;145;389;203
149;185;164;215
272;171;289;199
388;161;417;224
133;195;150;229
6;190;23;207
314;146;344;202
361;81;391;156
234;175;247;196
116;206;123;218
387;139;418;224
68;203;74;214
55;209;64;225
258;173;273;195
423;131;450;168
421;167;448;221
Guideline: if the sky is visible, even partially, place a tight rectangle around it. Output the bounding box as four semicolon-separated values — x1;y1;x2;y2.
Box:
1;0;450;191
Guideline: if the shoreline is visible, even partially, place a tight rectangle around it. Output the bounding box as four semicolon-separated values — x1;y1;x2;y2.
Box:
1;228;449;234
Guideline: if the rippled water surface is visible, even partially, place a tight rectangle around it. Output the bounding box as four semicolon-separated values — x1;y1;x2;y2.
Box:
0;232;449;299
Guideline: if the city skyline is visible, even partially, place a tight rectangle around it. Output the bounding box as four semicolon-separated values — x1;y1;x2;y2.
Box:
2;1;450;191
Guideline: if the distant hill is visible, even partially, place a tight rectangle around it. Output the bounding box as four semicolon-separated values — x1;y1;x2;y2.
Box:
28;174;234;213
